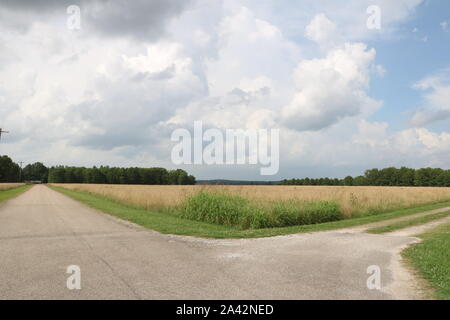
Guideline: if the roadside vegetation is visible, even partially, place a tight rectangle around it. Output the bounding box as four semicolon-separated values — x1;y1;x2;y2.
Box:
402;222;450;300
50;185;450;238
179;192;342;229
368;211;450;234
0;184;32;203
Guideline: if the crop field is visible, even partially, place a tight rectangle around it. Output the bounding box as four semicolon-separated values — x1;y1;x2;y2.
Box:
53;184;450;229
0;183;24;191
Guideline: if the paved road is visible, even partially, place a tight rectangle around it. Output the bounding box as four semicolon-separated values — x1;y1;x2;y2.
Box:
0;185;431;299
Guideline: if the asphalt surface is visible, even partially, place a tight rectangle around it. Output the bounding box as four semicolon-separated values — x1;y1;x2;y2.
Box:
0;185;436;299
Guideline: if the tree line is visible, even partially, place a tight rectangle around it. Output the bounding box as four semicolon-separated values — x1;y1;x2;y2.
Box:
279;167;450;187
2;154;450;187
0;155;21;182
48;166;195;185
0;155;196;185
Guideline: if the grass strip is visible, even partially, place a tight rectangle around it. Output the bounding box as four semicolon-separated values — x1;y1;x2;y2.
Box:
0;185;32;204
367;210;450;234
49;185;450;239
402;222;450;300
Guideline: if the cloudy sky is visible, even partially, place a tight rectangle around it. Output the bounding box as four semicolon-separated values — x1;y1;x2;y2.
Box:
0;0;449;180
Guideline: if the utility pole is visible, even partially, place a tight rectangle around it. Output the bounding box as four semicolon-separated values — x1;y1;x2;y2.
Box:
0;128;9;142
18;161;23;182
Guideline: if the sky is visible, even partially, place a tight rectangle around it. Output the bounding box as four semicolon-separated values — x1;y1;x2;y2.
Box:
0;0;449;180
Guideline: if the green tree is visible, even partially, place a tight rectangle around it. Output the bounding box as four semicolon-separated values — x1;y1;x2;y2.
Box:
22;162;49;182
343;176;354;186
0;155;20;182
48;166;66;183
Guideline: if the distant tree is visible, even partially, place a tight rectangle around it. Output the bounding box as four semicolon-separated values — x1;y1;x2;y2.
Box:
378;167;397;186
414;168;432;186
91;167;106;184
343;176;354;186
443;171;450;187
186;175;196;185
280;167;450;188
22;162;49;182
398;167;415;186
353;176;367;186
364;169;380;186
48;166;66;183
0;155;20;182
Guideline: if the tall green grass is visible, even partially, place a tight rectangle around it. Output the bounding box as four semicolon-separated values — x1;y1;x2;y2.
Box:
178;191;343;229
402;222;450;300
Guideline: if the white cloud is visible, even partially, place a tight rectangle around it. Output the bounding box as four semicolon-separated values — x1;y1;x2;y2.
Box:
281;43;382;131
242;0;424;42
205;6;300;98
0;19;207;155
353;120;389;147
166;5;299;129
391;128;450;167
278;122;450;175
2;0;449;179
441;21;449;32
414;128;450;149
305;14;337;44
410;69;450;126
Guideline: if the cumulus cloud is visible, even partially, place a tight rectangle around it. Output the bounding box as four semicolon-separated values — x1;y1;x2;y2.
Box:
1;0;449;179
410;109;450;127
390;128;450;168
65;41;207;150
281;43;381;131
353;120;389;147
246;0;424;42
83;0;191;41
410;69;450;126
305;14;337;44
278;121;450;175
205;6;300;97
0;0;190;41
166;5;299;130
353;124;450;160
0;0;71;9
0;20;206;155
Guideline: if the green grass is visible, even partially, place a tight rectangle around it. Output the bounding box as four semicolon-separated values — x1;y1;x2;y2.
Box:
402;222;450;300
367;210;450;234
49;185;450;239
0;185;32;204
179;191;342;229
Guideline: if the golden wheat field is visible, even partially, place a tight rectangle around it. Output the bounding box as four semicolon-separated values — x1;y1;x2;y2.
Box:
0;183;24;191
53;184;450;217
